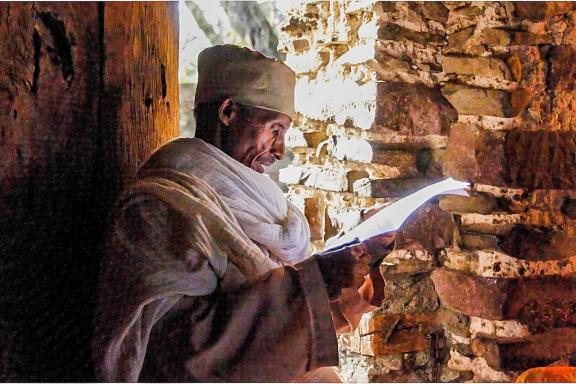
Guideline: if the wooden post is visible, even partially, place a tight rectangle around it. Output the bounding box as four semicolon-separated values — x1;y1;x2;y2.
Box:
0;2;179;381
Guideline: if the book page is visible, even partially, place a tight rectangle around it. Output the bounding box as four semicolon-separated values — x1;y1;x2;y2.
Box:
324;177;470;250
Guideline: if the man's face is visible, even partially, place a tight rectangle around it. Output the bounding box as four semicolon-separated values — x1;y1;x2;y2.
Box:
225;102;291;173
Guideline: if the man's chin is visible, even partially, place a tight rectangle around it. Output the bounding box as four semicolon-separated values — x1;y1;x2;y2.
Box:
251;161;265;173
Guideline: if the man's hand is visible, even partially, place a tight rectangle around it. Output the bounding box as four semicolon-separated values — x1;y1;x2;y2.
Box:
314;232;395;300
362;231;396;267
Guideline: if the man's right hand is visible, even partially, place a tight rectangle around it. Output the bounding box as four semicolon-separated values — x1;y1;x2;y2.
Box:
314;232;395;300
313;242;373;300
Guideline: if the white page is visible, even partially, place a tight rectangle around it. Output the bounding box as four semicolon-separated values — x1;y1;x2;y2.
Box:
324;177;470;250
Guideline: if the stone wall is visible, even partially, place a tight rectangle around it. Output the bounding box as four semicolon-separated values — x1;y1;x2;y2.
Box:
279;1;576;382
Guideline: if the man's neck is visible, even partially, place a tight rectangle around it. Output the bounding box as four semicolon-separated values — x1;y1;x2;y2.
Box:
196;122;232;157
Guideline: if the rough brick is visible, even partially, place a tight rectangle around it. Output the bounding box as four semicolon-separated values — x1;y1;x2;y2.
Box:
498;225;576;261
324;205;362;240
446;25;475;52
433;269;576;326
374;82;457;135
447;349;512;382
505;130;576;190
305;167;349;192
431;268;510;319
439;194;497;215
382;274;440;313
326;135;417;166
514;2;572;21
506;276;576;331
441;56;513;80
378;22;446;45
441;83;530;117
354;177;439;198
327;124;449;150
469;317;531;339
304;197;324;241
472;328;576;371
461;234;500;250
285;128;327;150
482;28;553;46
443;247;576;279
395;203;455;252
422;2;449;23
443;123;507;186
369;312;442;356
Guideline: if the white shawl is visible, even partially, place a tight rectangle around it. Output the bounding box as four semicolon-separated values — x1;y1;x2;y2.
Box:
95;138;312;381
140;137;311;265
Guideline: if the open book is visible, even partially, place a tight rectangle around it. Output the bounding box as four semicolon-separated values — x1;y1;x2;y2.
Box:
324;177;470;250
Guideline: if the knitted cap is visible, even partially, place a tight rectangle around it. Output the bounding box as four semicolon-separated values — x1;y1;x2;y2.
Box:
195;45;296;117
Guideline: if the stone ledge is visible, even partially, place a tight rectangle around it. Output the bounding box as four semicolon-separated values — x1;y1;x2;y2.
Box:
326;134;417;166
472;328;576;371
441;83;530;118
431;268;576;324
447;349;513;382
443;248;576;278
287;184;386;210
326;124;448;149
470;317;531;339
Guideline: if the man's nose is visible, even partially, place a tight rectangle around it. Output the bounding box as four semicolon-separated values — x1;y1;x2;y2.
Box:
271;135;285;160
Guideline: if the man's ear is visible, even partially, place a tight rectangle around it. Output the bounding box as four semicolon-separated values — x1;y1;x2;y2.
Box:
218;98;239;127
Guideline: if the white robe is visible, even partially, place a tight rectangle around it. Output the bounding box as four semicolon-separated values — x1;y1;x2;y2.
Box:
93;138;338;382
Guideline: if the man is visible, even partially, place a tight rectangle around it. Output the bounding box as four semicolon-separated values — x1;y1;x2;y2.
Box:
93;45;394;382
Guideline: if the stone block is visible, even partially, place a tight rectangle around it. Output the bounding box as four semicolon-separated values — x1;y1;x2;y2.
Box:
446;25;476;52
444;126;576;190
514;2;572;21
443;123;507;187
318;156;418;180
285;50;329;75
469;317;531;339
368;312;442;356
354;177;439;198
324;205;362;241
294;72;378;130
461;233;500;251
506;276;576;332
382;274;440;313
378;22;447;45
279;165;309;185
336;350;403;383
472;328;576;371
304;197;324;241
279;165;350;192
459;213;521;236
447;349;511;382
439;194;497;215
482;28;553;46
443;247;576;279
326;135;417;167
292;38;310;53
432;268;576;327
498;225;576;261
380;249;435;276
374;82;457;136
431;268;510;320
285;128;327;150
505;130;576;190
441;56;513;80
437;308;471;339
441;84;530;117
547;45;576;131
395;203;455;252
305;166;349;192
422;2;449;23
